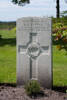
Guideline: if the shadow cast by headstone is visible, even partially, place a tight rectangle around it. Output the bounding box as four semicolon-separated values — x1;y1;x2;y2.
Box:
53;86;67;93
0;83;16;87
0;37;16;46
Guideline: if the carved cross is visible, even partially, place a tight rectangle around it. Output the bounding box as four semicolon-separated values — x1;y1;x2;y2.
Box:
19;32;49;79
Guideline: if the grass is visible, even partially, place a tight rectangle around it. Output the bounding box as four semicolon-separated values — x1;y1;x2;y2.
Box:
0;28;67;86
0;29;16;83
53;46;67;86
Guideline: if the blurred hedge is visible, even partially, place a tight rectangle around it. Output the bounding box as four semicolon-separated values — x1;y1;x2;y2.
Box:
0;21;16;30
52;17;67;26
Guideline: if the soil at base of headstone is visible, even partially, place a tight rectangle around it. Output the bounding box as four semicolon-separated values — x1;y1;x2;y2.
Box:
0;84;67;100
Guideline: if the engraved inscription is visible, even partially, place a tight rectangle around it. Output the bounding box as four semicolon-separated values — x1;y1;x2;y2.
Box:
17;17;52;88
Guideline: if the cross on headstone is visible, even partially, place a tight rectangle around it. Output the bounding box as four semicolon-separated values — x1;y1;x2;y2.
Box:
17;17;52;88
19;32;49;80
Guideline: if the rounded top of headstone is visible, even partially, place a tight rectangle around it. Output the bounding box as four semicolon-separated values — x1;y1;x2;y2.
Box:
17;17;51;22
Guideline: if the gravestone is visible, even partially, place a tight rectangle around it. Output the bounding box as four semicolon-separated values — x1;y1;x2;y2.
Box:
16;17;52;88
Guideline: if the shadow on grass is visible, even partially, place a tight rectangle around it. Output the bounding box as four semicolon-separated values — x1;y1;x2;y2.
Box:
53;86;67;93
0;37;16;46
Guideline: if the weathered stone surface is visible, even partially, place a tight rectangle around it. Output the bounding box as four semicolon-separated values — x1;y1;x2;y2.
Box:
16;17;52;88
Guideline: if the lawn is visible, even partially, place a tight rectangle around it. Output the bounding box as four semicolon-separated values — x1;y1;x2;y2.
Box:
0;28;67;86
0;29;16;83
53;46;67;86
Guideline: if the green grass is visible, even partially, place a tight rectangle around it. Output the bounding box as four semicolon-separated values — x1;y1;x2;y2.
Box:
53;46;67;86
0;28;67;86
0;29;16;83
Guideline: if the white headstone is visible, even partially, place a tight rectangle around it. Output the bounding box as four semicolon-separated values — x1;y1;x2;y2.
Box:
16;17;52;88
